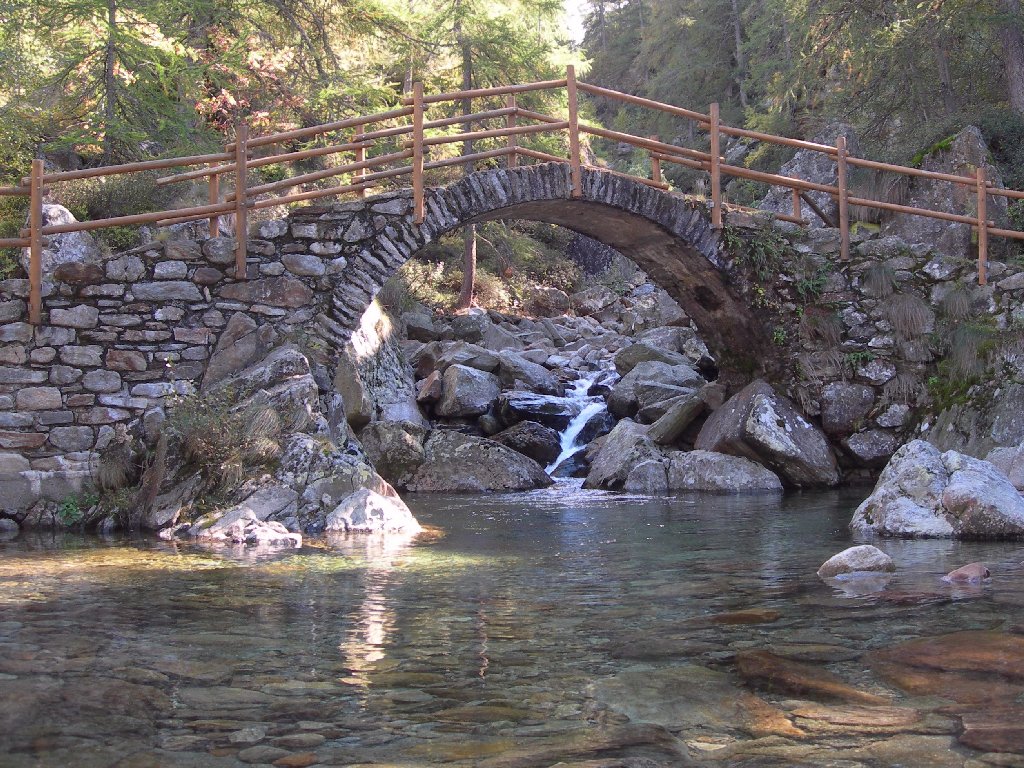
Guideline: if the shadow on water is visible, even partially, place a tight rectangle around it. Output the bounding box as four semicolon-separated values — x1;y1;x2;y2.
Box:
1;485;1023;766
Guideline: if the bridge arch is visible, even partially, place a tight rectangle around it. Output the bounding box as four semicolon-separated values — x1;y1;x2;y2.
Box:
311;163;766;363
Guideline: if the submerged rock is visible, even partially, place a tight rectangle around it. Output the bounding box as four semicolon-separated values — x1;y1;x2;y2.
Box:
817;545;896;578
851;440;1024;539
406;431;552;492
491;421;561;465
943;562;990;583
695;380;839;488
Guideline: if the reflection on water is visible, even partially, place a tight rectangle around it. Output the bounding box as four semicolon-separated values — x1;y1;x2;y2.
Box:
1;484;1023;766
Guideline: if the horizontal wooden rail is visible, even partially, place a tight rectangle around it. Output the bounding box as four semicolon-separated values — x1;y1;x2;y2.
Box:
405;121;568;148
698;121;838;156
846;155;979;186
228;107;414;151
514;147;567;164
582;125;713;163
232;149;413;199
33;201;236;236
583;163;670;190
577;81;709;123
0;238;29;248
401;79;567;106
355;107;517;142
29;152;233;184
0;187;29;196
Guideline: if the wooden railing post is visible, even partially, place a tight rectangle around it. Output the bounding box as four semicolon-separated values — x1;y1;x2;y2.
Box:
837;135;850;261
507;94;518;169
353;138;366;198
649;135;662;185
208;168;220;237
710;102;722;228
977;167;989;285
412;82;425;224
28;158;43;325
792;188;802;221
566;65;582;199
233;123;249;279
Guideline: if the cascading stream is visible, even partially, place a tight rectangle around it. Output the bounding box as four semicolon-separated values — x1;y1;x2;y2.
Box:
546;372;611;476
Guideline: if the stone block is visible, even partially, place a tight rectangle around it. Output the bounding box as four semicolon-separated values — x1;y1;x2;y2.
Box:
0;431;47;449
202;237;236;265
35;410;73;426
218;276;314;308
34;326;75;346
66;394;95;407
107;255;145;281
48;426;95;452
0;345;27;365
131;281;204;302
16;387;62;410
0;413;32;428
80;284;125;298
29;347;56;364
82;369;122;393
99;313;143;328
154;261;188;280
0;366;47;384
106;349;148;372
49;366;82;385
173;327;212;344
59;345;103;367
53;262;104;285
164;240;202;260
259;219;288;239
0;300;25;323
290;223;318;239
155;307;185;322
0;323;33;343
0;452;30;473
259;261;285;276
282;253;326;276
192;267;223;285
77;406;131;425
51;305;100;329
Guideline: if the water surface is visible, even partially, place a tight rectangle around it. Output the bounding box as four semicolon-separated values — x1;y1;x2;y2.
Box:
2;485;1022;767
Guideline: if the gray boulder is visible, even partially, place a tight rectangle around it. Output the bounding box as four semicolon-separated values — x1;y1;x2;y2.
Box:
850;440;1024;539
608;360;705;419
435;364;500;418
624;459;669;494
20;204;102;275
667;450;783;493
357;420;427;488
495;351;562;395
820;382;875;436
695;380;839;488
985;444;1024;490
325;489;422;534
613;343;694;376
491;421;562;465
406;431;552;492
497;391;579;430
583;420;664;491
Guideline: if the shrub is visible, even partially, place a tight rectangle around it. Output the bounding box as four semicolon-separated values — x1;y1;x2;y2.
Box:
799;307;844;347
939;283;975;321
166;391;282;495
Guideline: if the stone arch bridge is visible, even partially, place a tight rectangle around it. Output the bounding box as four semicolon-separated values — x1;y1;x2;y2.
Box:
4;161;1017;510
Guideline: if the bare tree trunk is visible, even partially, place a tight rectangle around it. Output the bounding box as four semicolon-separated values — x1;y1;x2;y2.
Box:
730;0;747;108
932;34;958;116
456;25;476;311
1003;0;1024;114
103;0;117;164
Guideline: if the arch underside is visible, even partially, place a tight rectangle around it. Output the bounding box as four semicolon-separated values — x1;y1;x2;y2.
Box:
467;199;764;362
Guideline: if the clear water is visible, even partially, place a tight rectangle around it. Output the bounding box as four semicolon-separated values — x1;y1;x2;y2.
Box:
2;485;1023;767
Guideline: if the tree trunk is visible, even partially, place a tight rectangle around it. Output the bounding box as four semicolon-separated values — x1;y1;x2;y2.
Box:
730;0;747;108
932;33;958;116
456;26;477;311
1002;0;1024;114
103;0;117;164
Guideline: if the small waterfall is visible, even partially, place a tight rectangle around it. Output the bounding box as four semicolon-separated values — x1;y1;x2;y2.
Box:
546;372;611;476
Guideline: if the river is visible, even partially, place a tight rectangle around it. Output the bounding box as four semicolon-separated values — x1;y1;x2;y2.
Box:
1;484;1022;766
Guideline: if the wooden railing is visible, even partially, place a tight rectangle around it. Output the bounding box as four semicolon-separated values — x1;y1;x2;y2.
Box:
3;65;1021;324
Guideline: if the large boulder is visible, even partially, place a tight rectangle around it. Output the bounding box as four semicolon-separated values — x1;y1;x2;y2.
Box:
695;380;839;488
820;382;875;436
357;420;427;488
816;545;896;579
491;421;562;466
850;440;1024;539
324;488;422;534
583;420;664;491
607;360;705;419
435;364;500;418
497;391;579;430
613;343;694;376
20;204;102;275
406;431;552;492
985;444;1024;491
758;125;858;227
667;450;783;493
882;126;1008;260
495;351;562;395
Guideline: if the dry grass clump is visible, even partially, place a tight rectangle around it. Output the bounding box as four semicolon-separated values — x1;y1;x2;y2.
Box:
860;261;897;299
168;392;283;493
883;371;923;405
799;307;844;347
944;322;995;379
884;292;933;340
939;283;975;321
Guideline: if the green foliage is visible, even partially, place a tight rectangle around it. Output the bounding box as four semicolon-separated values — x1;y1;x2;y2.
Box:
724;224;789;282
57;492;99;527
771;326;787;346
844;349;875;366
